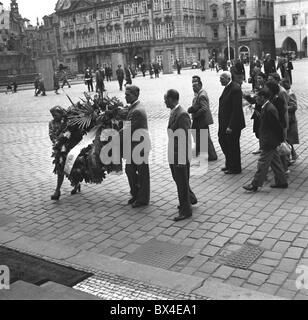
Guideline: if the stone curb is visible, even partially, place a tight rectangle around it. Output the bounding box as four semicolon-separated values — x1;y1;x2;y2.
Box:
0;229;285;300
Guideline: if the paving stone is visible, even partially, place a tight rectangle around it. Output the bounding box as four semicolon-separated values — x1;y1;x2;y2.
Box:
277;258;298;273
232;269;252;280
276;288;297;299
247;272;269;286
200;245;221;257
210;236;229;247
280;232;299;242
198;261;221;274
272;241;291;253
258;283;280;296
212;265;235;280
249;263;274;275
267;272;289;285
285;247;304;260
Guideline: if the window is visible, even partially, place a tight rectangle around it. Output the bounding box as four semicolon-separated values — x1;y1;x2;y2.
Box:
240;8;245;16
240;25;246;36
154;0;160;11
280;15;286;27
132;3;138;14
113;7;119;18
166;23;173;38
141;1;147;13
292;14;299;25
124;4;130;15
213;28;218;39
164;0;171;10
212;8;217;18
155;24;162;39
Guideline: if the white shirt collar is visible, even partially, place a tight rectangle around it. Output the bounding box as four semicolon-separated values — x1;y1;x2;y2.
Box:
130;100;140;108
261;100;269;109
225;80;232;87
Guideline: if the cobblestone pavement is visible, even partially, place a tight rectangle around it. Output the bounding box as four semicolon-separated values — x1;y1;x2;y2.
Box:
1;60;308;300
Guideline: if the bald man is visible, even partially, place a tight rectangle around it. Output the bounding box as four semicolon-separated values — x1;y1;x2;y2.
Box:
218;72;245;174
124;85;150;208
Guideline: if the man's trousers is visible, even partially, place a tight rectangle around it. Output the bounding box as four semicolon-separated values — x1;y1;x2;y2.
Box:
252;149;287;187
218;130;242;172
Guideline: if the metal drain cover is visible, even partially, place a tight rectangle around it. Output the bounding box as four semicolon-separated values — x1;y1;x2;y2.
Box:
125;239;191;269
215;243;264;269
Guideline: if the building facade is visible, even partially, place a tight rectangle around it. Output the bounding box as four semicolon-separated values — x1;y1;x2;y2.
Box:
206;0;276;62
55;0;209;73
0;0;36;76
274;0;308;58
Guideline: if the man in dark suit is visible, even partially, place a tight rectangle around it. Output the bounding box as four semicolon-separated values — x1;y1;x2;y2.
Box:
124;85;151;208
243;89;287;191
165;89;197;222
263;53;276;79
116;65;125;91
218;71;245;174
188;75;217;161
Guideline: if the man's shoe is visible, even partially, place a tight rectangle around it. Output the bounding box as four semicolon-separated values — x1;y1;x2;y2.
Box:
270;184;288;189
224;170;242;174
174;214;192;222
221;167;228;172
127;197;136;205
132;202;148;208
191;198;198;205
243;184;258;192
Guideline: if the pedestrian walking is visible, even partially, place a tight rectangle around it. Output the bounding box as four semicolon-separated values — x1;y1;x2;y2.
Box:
280;78;299;163
175;59;181;75
141;63;146;77
218;71;245;174
154;63;160;78
243;89;287;192
125;66;132;86
54;71;60;94
34;75;40;96
116;65;124;91
149;63;154;78
95;66;105;96
165;89;197;221
61;70;71;89
36;75;46;96
188;75;217;161
263;53;276;79
85;68;93;92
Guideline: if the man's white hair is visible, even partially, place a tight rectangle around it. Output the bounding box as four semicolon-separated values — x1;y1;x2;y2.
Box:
220;71;231;79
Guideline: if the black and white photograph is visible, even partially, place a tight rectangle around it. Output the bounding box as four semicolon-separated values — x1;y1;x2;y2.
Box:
1;0;308;307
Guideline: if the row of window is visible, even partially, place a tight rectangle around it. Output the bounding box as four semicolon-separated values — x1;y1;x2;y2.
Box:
211;7;246;20
212;25;246;40
184;21;205;37
97;7;120;20
280;13;308;27
183;0;205;10
153;0;171;11
124;1;148;15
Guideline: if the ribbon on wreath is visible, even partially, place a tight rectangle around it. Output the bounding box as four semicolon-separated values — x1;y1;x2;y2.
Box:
64;126;99;175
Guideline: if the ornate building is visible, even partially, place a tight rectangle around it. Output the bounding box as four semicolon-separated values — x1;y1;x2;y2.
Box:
274;0;308;58
55;0;208;73
206;0;276;61
0;0;36;76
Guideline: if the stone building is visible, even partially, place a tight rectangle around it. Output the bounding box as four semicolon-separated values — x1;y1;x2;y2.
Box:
0;0;36;76
55;0;209;74
206;0;276;62
274;0;308;58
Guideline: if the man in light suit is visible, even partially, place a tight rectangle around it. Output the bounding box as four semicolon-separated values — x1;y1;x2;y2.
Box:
124;85;150;208
165;89;197;222
188;75;217;161
218;71;245;174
